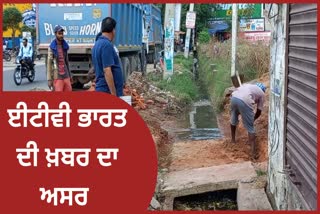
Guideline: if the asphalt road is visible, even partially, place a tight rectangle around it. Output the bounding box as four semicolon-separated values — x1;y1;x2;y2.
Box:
3;58;48;91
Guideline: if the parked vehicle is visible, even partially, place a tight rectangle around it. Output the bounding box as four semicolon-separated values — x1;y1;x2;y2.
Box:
33;49;42;60
37;3;147;87
8;46;20;57
3;50;11;61
143;4;164;64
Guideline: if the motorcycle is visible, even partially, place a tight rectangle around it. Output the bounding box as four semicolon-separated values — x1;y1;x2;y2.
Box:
33;49;42;60
14;57;36;85
3;50;11;62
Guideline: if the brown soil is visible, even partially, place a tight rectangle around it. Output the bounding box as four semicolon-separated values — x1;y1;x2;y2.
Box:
138;109;174;169
168;73;270;172
129;70;269;173
126;72;185;170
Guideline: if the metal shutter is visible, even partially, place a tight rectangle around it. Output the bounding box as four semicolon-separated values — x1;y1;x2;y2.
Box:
285;3;317;210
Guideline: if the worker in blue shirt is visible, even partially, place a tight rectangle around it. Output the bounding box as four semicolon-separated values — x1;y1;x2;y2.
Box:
92;17;123;97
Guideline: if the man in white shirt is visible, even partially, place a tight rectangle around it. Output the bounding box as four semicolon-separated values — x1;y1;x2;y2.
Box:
18;38;34;71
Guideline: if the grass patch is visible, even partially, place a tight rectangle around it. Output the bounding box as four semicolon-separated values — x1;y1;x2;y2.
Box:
198;56;232;112
256;170;267;176
198;38;270;112
174;54;194;70
147;54;199;104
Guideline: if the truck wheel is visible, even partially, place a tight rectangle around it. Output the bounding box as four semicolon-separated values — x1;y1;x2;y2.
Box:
121;57;131;82
141;53;147;74
135;55;141;73
147;53;154;64
129;56;138;73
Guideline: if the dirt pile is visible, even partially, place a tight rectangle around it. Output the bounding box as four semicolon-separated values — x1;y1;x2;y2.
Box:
125;72;186;169
125;72;183;114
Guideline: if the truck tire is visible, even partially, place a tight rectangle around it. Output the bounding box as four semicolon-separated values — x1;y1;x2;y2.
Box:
140;49;147;74
129;56;138;73
146;54;151;64
135;55;141;73
121;57;131;82
147;52;154;64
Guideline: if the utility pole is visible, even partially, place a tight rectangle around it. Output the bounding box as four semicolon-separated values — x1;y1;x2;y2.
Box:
184;3;195;58
174;3;182;32
163;4;175;78
231;4;242;87
192;28;195;50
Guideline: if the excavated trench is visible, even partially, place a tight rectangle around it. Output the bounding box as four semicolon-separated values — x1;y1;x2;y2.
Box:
158;56;271;211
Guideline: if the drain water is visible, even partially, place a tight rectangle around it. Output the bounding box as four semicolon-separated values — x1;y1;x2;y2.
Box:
173;189;238;211
176;100;222;141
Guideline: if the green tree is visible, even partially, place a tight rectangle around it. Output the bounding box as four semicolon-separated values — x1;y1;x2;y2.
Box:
198;29;211;44
21;25;36;37
3;7;22;47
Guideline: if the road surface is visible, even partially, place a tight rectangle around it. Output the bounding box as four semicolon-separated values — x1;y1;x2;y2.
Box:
3;59;48;91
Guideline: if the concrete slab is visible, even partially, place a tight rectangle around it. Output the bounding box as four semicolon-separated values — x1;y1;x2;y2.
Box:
237;182;273;210
161;161;257;210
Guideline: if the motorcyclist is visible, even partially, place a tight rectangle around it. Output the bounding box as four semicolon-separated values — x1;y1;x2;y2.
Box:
17;38;34;76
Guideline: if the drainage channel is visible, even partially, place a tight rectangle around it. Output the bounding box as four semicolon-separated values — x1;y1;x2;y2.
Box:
173;189;238;211
175;100;222;141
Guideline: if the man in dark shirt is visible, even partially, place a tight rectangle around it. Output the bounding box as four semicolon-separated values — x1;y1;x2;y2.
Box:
47;25;72;91
92;17;123;97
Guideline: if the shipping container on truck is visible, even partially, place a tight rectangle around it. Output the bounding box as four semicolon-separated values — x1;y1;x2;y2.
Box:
36;3;145;87
143;4;163;64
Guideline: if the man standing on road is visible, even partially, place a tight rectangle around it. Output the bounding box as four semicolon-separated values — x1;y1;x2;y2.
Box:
92;17;123;97
47;25;72;92
230;82;266;159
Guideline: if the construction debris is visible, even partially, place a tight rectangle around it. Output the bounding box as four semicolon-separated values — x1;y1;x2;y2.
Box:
123;86;146;110
125;72;183;114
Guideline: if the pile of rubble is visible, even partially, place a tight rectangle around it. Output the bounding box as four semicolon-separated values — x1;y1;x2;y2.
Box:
125;72;183;114
85;71;182;114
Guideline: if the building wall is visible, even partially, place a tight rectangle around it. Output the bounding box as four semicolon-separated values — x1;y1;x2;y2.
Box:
262;4;272;32
267;4;288;209
267;4;310;210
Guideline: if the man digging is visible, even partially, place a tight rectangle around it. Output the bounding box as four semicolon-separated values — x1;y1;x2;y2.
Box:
230;82;266;159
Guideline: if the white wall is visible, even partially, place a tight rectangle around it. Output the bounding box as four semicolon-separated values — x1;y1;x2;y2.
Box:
267;4;288;209
267;4;310;210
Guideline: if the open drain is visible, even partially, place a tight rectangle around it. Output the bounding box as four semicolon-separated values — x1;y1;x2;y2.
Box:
176;100;222;141
176;128;222;141
173;189;238;211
